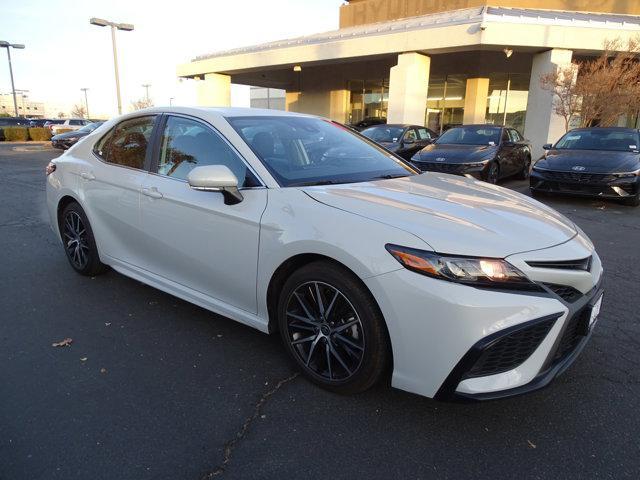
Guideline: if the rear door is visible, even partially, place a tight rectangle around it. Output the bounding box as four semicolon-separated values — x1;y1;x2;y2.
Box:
138;114;267;313
80;115;158;266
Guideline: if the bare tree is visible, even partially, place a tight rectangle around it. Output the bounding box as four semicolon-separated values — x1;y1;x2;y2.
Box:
540;64;580;132
57;112;66;119
540;36;640;130
130;97;154;111
70;104;87;118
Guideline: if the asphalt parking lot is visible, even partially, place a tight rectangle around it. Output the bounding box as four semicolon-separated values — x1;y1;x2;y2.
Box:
1;143;639;480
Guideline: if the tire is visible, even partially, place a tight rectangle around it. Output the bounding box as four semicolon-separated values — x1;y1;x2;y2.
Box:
485;161;500;184
517;156;531;180
59;202;108;276
277;261;390;394
622;194;640;207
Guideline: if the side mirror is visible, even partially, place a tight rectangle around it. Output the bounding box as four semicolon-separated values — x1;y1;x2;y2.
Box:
542;143;553;150
403;137;415;145
187;165;243;205
502;141;515;147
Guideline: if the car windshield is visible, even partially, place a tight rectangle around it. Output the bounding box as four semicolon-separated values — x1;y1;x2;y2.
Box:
227;116;415;187
554;130;639;152
436;126;501;146
360;126;405;143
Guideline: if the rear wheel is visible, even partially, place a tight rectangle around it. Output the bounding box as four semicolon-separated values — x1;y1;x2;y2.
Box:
59;202;108;276
277;261;390;394
517;156;531;180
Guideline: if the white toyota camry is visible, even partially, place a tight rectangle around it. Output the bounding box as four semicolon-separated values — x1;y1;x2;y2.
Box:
46;107;604;401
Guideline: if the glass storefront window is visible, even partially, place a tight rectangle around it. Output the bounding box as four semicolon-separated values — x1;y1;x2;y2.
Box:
485;73;529;132
426;74;466;134
348;80;389;124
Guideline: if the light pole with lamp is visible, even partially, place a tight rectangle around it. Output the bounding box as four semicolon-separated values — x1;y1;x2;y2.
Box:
89;18;134;115
80;87;90;118
0;41;25;117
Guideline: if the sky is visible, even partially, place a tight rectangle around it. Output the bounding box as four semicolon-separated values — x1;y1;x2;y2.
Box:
0;0;343;118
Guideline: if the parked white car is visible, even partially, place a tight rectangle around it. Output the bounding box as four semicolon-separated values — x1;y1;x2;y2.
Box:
50;118;91;135
45;107;604;400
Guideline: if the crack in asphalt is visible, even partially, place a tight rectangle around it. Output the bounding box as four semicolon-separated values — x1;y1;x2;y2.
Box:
200;372;300;479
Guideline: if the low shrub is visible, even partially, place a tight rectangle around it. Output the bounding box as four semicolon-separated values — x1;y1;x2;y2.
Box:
3;127;29;141
28;127;52;141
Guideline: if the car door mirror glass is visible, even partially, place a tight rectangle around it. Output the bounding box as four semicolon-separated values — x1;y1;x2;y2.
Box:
542;143;552;150
188;165;243;204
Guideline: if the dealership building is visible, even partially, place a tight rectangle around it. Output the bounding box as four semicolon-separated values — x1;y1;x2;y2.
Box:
178;0;640;156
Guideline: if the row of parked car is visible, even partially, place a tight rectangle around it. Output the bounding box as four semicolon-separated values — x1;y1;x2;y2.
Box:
0;116;100;136
354;121;640;207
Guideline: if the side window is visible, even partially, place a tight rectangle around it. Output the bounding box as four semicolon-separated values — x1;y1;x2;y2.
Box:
101;116;155;169
403;129;417;142
157;116;256;187
508;129;520;142
70;120;83;126
417;128;431;140
501;129;510;143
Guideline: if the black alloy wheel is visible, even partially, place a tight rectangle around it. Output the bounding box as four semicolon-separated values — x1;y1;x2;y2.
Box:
486;161;500;184
60;202;108;276
278;261;390;394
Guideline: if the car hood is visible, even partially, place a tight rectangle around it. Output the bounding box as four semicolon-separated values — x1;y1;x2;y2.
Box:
538;149;640;173
414;144;498;163
302;174;577;258
52;130;87;140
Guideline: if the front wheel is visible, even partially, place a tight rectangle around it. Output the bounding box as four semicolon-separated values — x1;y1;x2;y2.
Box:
59;202;108;276
485;161;500;184
277;261;390;394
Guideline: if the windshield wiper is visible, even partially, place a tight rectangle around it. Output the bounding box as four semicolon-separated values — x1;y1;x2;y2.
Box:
370;174;410;180
289;180;342;187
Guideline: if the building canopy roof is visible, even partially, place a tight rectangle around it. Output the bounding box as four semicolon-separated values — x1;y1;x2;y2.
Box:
179;6;640;78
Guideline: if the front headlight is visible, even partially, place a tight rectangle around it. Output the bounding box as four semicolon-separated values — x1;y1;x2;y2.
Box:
464;159;491;168
386;244;540;290
614;169;640;179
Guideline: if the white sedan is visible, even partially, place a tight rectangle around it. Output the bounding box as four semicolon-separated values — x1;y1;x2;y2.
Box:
45;107;604;400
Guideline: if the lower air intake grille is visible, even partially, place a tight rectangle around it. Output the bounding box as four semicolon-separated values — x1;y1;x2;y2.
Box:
466;318;557;378
544;283;583;303
554;308;589;361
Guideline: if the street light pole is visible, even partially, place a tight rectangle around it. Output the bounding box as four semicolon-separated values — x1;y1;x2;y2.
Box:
81;88;90;118
89;18;134;116
0;41;25;117
142;83;150;100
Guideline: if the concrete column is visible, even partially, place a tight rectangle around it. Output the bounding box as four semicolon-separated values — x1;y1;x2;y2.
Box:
196;73;231;107
524;49;574;159
387;52;430;125
285;89;348;123
463;78;490;124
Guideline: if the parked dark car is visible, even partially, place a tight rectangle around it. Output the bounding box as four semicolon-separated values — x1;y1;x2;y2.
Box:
530;127;640;206
0;117;30;141
361;124;438;160
28;118;50;128
410;124;532;184
350;117;386;131
51;122;104;150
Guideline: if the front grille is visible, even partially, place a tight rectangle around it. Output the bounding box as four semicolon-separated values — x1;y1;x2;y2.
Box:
527;256;591;271
541;171;616;183
544;283;583;303
554;308;590;361
465;318;556;378
418;162;465;174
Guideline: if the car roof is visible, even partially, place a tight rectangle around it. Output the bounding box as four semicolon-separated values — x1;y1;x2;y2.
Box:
453;124;503;129
568;127;639;133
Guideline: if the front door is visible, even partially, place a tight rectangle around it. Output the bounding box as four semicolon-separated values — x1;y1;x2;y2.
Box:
138;115;267;314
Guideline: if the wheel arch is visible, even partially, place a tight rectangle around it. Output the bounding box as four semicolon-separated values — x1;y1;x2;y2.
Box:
56;195;81;236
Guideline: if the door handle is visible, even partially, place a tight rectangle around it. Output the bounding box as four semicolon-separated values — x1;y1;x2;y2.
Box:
142;187;163;199
80;172;95;181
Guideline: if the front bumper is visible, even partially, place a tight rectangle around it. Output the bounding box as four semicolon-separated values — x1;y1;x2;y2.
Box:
410;159;488;179
363;235;603;401
530;169;640;199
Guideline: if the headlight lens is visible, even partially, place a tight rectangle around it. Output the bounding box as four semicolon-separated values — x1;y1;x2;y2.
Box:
385;244;539;290
614;169;640;178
